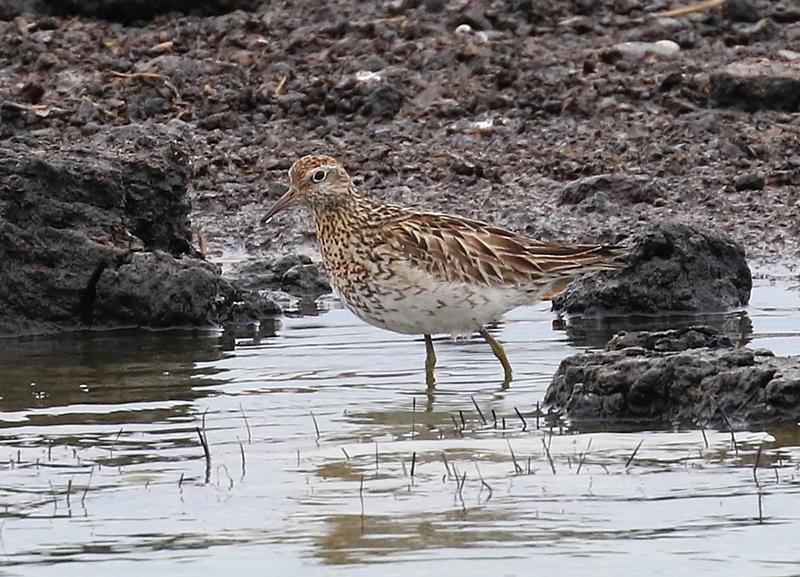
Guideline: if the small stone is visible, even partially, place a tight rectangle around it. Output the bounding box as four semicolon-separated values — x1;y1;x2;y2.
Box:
736;18;778;44
654;40;680;56
229;50;254;67
612;40;680;59
451;159;485;177
18;82;45;104
722;0;760;23
281;264;331;297
542;99;562;114
710;60;800;112
660;71;682;92
142;96;169;117
197;110;238;130
559;174;665;205
734;172;765;191
361;84;403;118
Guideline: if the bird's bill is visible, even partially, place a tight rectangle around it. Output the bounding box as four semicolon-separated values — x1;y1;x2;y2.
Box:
262;187;299;224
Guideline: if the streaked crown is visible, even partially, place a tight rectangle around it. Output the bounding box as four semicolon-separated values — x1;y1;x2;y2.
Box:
263;154;357;222
289;154;355;211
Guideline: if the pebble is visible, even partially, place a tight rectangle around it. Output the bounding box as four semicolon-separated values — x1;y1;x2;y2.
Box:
613;40;680;59
734;172;766;191
355;70;382;83
710;60;800;112
722;0;761;23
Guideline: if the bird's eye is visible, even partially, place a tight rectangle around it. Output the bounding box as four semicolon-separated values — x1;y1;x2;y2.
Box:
311;169;326;183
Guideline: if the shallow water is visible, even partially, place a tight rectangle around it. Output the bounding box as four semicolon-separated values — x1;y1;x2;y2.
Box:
0;278;798;576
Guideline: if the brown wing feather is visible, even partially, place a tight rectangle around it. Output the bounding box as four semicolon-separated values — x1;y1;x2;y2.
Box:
379;211;629;290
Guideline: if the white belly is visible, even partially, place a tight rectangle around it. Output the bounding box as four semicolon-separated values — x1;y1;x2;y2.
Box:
333;264;531;337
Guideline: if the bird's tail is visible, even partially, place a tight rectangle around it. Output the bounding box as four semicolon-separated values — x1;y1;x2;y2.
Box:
531;243;631;300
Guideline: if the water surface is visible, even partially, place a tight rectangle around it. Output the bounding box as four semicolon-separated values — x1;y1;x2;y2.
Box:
0;279;798;576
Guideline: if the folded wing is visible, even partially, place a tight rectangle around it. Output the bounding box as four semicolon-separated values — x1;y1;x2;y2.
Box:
377;212;629;294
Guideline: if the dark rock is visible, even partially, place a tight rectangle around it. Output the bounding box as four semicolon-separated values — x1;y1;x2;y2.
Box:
544;326;800;426
197;110;238;130
542;99;562;114
226;254;331;299
0;126;276;336
558;173;665;206
18;82;45;104
606;326;733;352
732;18;778;45
659;72;682;92
0;0;33;19
710;61;800;112
281;263;332;297
423;0;445;12
453;8;492;31
553;220;752;315
722;0;760;23
227;255;309;290
272;254;313;279
37;0;261;22
361;84;404;118
734;171;765;191
141;96;170;118
94;251;279;327
451;159;485;178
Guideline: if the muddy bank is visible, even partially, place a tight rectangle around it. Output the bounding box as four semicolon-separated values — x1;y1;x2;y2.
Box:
544;326;800;426
0;125;276;336
0;0;798;333
0;0;797;276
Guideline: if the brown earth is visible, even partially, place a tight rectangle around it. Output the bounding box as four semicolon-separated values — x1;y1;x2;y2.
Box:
1;0;799;277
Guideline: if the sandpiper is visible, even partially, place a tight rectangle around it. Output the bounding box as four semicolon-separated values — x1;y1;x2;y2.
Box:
264;154;628;387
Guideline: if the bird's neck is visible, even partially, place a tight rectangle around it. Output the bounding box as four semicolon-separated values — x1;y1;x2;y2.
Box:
312;190;400;231
312;191;405;280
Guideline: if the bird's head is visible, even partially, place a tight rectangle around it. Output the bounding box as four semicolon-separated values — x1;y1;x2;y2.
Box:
263;154;355;222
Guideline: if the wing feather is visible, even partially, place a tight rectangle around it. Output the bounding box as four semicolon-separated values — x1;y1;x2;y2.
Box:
378;211;628;293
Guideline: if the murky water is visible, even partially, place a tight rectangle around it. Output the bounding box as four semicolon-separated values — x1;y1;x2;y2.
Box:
0;278;798;576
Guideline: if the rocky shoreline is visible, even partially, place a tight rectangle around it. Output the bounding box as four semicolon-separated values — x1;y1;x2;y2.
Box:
0;0;797;269
0;125;277;336
0;123;758;336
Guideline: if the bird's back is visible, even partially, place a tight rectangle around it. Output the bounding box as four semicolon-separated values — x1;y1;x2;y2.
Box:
312;200;628;335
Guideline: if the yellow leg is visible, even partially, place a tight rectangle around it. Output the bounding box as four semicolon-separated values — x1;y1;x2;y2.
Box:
479;328;513;387
424;334;436;388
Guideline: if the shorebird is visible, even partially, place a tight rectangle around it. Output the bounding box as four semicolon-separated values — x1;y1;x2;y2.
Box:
263;154;628;388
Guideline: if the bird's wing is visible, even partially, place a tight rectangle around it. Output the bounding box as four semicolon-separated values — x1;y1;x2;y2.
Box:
376;212;628;289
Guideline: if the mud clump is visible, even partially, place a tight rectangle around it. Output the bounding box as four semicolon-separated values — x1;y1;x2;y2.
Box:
558;173;666;212
227;255;332;300
710;60;800;112
553;220;752;315
2;0;261;22
0;125;276;337
544;326;800;426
